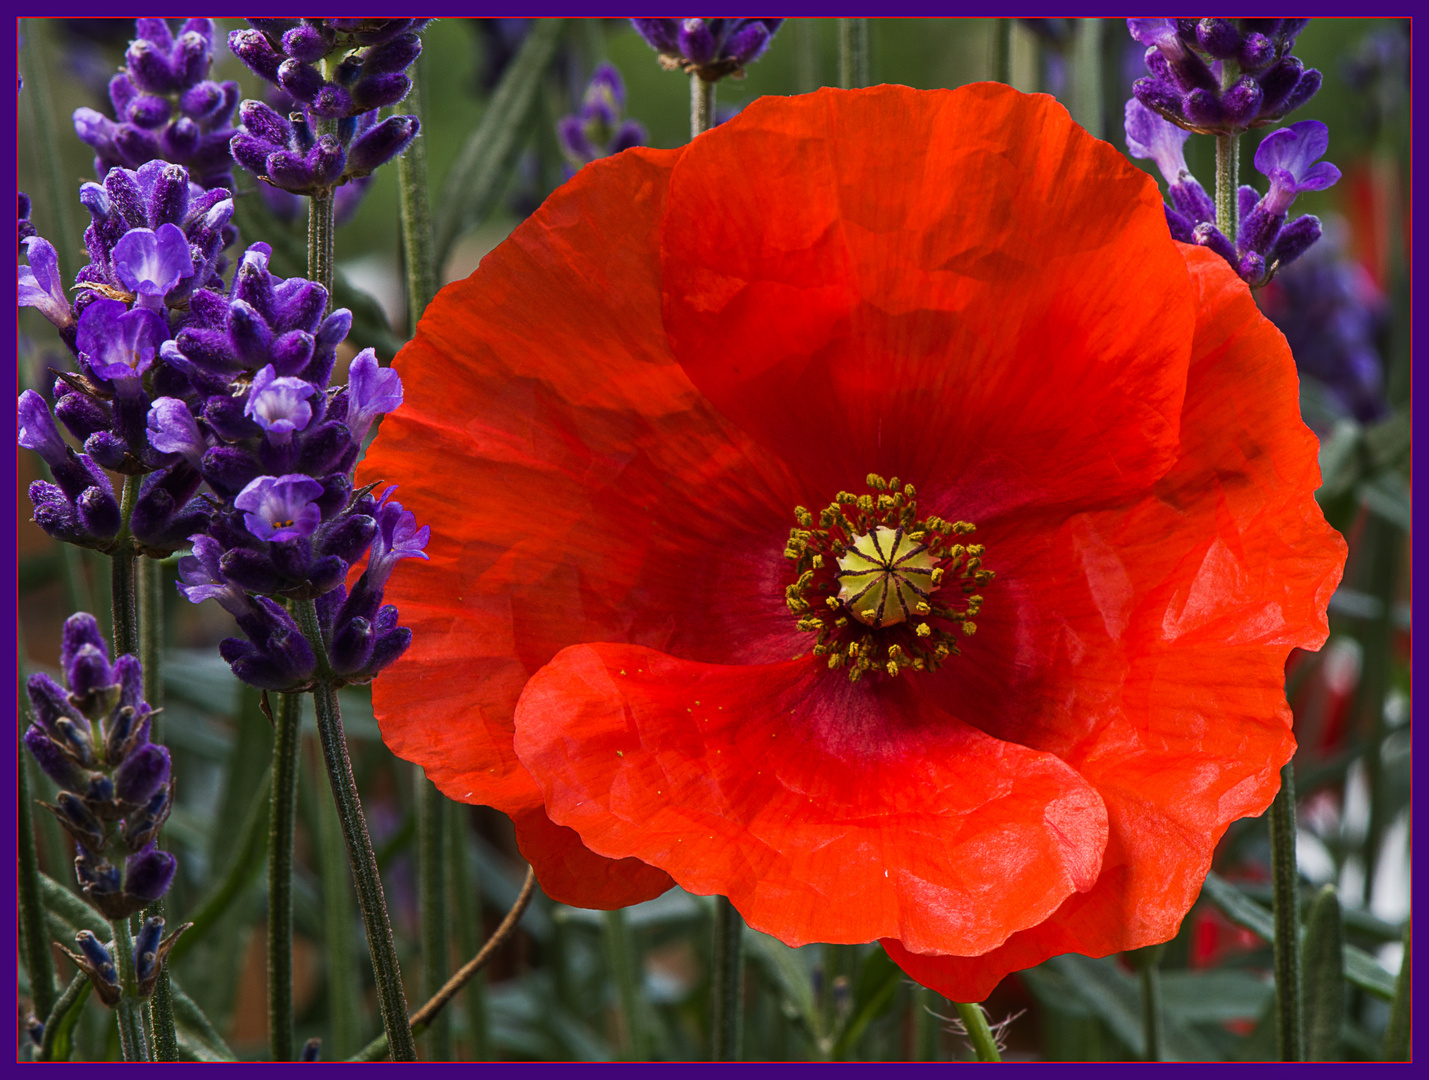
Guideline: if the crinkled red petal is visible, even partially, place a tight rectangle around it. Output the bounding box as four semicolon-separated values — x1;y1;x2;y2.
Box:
510;807;674;910
884;245;1346;1001
514;643;1108;953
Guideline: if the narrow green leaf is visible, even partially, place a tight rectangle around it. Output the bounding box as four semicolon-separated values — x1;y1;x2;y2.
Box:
832;951;901;1060
1383;919;1410;1061
168;977;238;1062
746;932;823;1048
1301;885;1345;1061
433;18;566;262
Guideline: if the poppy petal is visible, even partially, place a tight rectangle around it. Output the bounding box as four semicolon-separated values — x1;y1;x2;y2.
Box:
659;83;1197;522
513;643;1109;954
511;807;674;910
883;245;1345;1001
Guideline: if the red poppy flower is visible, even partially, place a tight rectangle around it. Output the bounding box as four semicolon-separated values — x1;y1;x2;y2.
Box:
361;84;1345;989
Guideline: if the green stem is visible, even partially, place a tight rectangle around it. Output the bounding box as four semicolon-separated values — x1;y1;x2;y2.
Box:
953;1001;1001;1062
308;189;336;304
913;985;939;1061
446;801;488;1059
294;598;416;1062
1135;946;1165;1063
993;18;1012;84
111;918;151;1062
1269;762;1303;1061
838;18;870;88
397;55;437;337
417;770;451;1060
793;17;817;93
268;693;302;1061
1070;18;1104;139
315;751;362;1059
1383;918;1410;1060
1214;61;1242;244
110;475;141;657
17;636;58;1024
710;896;744;1061
603;907;647;1061
691;74;716;139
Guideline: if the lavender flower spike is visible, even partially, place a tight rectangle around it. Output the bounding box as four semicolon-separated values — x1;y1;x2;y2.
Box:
632;18;784;82
1123;99;1216;238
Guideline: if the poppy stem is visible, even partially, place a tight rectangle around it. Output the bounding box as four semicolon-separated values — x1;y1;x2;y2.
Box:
710;895;745;1061
110;917;152;1062
397;54;437;337
691;74;716;139
838;18;870;88
1129;942;1166;1062
445;800;490;1058
603;907;648;1060
267;691;302;1061
416;769;453;1060
294;597;417;1062
1268;761;1304;1061
993;19;1012;85
953;1000;1001;1062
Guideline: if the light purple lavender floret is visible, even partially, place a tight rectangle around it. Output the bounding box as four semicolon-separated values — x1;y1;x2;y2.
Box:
1123;98;1192;183
366;484;430;590
18;390;69;465
112;222;194;306
146;397;205;465
245;364;317;444
176;532;254;617
1254;119;1342;215
75;299;167;389
235;473;324;542
345;348;402;444
18;236;75;330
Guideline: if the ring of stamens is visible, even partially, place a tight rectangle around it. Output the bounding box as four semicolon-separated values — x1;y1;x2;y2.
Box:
783;474;995;682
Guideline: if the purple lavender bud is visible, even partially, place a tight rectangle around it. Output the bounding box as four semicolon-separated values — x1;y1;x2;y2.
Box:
83;431;130;471
1238;184;1260;224
1238;204;1285;258
1277;68;1323;118
1256;58;1304;117
18;236;76;331
269;330;317;377
1255;120;1340;215
126;38;179;95
235;474;325;543
726;20;774;66
176;533;253;617
1195;19;1242;60
316;513;377;567
222;604;318;690
74;931;120;991
236;98;292;148
127;94;170;129
147;398;205;466
55;389;114;446
1183;88;1224;129
277;58;325;103
78;485;123;539
1164;204;1195;243
1271;214;1323;267
134;915;164;985
678;19;717;66
114;744;170;805
315;307;352;347
124;844;177;901
67;643;117;708
1239;32;1275;72
23;725;88;790
1237;250;1268;286
366;625;412;677
309;84;356;120
345;349;403;443
27;671;84;734
330;616;375;676
1131;79;1189;128
179;80;222;120
123;785;172;851
201;446;262;498
131;465;208;555
58;796;108;850
346;115;419;177
632;18;680;53
112;223;193;303
229;299;275;365
1221;76;1264;127
1166;177;1214;228
351;73;411;112
282;23;331;63
1193;221;1237;265
60;612;109;672
229;28;284;83
361;33;422;77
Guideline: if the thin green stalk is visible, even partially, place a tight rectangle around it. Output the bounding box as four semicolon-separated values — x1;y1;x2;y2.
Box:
710;896;744;1061
1214;61;1242;243
38;973;91;1062
446;801;488;1059
603;907;647;1061
1134;945;1165;1062
17;635;58;1024
1383;918;1410;1060
308;189;336;302
417;770;451;1060
397;56;437;337
691;74;716;139
1302;885;1344;1061
268;693;302;1061
111;918;151;1062
993;18;1012;84
838;18;870;88
294;598;416;1062
913;985;939;1061
793;17;817;93
110;475;142;657
1070;18;1104;139
953;1001;1001;1062
1268;762;1303;1061
315;751;362;1059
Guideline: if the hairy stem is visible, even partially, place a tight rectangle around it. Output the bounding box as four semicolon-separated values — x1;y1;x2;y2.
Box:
691;73;716;139
954;1000;1001;1062
397;55;437;336
604;906;647;1060
268;693;302;1061
1269;762;1303;1061
295;598;416;1062
417;770;451;1060
111;918;151;1062
109;475;142;658
838;17;870;88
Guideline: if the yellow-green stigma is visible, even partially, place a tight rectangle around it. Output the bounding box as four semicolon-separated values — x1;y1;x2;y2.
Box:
783;474;995;681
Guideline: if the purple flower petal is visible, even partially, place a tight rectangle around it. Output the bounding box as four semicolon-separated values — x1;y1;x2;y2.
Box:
112;222;194;301
147;397;205;465
345;347;402;443
235;473;325;542
1123;99;1191;184
18;236;75;329
76;299;168;389
245;364;316;444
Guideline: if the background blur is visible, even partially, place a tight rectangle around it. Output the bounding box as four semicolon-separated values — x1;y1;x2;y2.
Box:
18;18;1410;1062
